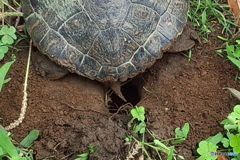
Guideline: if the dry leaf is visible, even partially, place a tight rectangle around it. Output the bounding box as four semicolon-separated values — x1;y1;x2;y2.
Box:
228;0;240;25
223;87;240;101
217;155;228;160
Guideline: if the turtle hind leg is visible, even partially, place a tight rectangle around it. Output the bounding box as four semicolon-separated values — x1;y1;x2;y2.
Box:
104;81;127;105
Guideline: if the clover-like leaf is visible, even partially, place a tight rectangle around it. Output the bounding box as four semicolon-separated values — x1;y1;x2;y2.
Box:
2;35;14;44
0;46;8;59
173;123;190;144
133;121;146;134
230;134;240;153
0;26;7;35
6;26;16;34
233;105;240;115
221;137;229;148
196;141;218;160
175;123;190;138
0;26;16;36
130;106;145;122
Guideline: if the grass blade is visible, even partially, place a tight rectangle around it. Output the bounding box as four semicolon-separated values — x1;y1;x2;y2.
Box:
0;125;20;159
167;146;174;160
0;60;14;92
20;130;39;148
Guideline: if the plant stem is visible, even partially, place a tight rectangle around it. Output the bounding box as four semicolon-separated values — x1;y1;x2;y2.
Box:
2;1;19;12
1;1;4;25
0;12;23;17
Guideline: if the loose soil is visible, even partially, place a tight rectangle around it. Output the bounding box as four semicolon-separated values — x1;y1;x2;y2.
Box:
0;25;239;160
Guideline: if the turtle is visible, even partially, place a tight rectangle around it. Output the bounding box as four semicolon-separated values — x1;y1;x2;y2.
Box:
21;0;197;101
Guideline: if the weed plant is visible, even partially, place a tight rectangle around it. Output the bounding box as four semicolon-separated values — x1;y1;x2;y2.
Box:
196;104;240;160
0;125;39;160
0;0;22;93
216;36;240;79
188;0;235;40
125;106;189;160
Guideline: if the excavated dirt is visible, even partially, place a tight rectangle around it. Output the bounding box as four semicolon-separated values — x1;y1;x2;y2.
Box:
0;24;240;160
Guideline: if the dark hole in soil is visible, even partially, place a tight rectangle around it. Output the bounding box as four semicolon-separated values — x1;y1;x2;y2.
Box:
108;80;142;114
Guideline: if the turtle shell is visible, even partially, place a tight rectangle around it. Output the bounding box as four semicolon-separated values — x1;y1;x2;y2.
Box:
21;0;188;82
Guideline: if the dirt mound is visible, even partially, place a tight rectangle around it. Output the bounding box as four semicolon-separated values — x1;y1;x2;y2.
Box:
0;32;239;159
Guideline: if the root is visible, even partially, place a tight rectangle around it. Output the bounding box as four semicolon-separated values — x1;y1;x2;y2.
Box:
5;40;32;131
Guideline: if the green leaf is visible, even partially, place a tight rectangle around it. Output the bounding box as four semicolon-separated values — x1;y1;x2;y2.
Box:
3;78;11;84
226;44;235;58
230;134;240;153
0;26;7;35
0;59;15;92
234;47;240;58
0;46;8;59
173;123;190;144
231;154;240;160
236;40;240;45
133;122;146;134
175;123;190;138
20;130;39;148
166;146;174;160
154;140;170;154
196;141;218;160
130;106;145;122
207;132;223;145
0;147;5;156
2;35;14;44
227;131;234;139
0;125;20;158
226;44;235;56
234;105;240;115
217;36;229;41
201;10;207;25
224;124;238;131
221;137;229;148
221;118;231;125
228;56;240;69
6;26;16;35
88;145;100;154
75;153;89;160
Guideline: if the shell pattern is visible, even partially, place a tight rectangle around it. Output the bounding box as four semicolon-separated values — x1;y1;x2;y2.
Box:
21;0;188;82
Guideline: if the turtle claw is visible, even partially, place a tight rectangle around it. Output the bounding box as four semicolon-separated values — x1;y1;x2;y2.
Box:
110;81;127;102
105;81;127;104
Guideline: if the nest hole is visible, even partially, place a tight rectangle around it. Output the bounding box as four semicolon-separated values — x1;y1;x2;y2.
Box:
108;79;142;114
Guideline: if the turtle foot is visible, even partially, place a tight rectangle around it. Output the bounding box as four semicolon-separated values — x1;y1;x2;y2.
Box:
105;81;127;104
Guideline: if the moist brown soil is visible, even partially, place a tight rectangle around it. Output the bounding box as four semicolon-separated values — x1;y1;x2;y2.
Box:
0;25;240;160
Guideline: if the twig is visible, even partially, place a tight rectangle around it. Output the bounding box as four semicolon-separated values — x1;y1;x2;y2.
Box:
2;1;19;12
5;40;32;130
109;102;133;119
1;1;4;25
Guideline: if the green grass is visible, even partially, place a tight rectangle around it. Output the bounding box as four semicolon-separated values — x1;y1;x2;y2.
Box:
0;0;23;94
188;0;235;40
0;25;17;93
216;36;240;79
75;145;100;160
0;125;39;160
0;1;38;159
125;106;190;160
196;104;240;160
